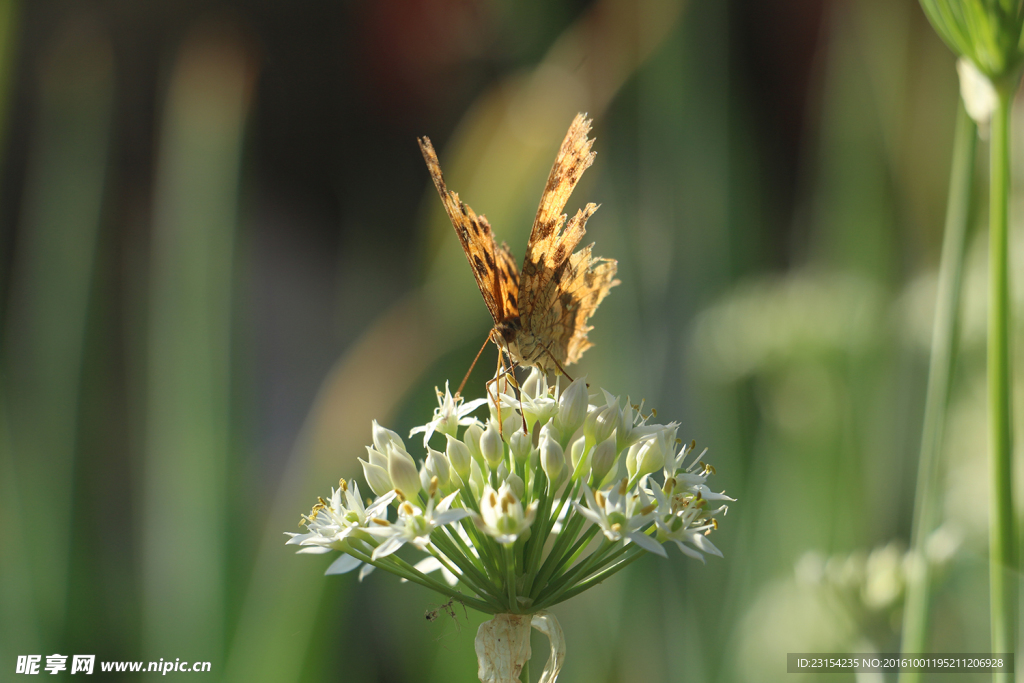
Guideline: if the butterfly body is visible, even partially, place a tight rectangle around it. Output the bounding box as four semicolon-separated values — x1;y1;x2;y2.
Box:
419;114;619;373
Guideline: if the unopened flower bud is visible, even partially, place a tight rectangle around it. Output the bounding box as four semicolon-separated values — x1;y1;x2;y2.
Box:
480;421;504;470
425;447;450;485
365;445;388;469
625;441;644;482
372;419;405;453
555;375;588;438
501;412;523;439
446;434;472;479
589;433;617;486
387;443;421;498
505;471;525;499
584;402;619;447
540;431;565;484
509;430;532;464
570;435;588;471
463;423;484;464
359;457;392;497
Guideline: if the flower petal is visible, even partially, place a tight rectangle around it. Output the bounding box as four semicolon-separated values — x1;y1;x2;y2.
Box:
325;553;363;575
627;531;668;557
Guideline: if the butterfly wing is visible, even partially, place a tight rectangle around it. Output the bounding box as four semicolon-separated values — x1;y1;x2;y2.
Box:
419;137;520;325
519;114;618;366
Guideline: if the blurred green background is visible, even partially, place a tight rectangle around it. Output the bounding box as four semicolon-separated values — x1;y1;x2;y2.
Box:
0;0;1015;681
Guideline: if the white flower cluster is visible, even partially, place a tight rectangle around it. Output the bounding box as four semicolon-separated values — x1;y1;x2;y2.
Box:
287;371;732;614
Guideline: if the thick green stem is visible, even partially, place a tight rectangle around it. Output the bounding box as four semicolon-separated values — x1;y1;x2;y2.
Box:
899;103;976;678
987;87;1017;672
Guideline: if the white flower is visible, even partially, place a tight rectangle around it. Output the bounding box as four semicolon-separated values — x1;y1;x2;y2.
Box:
615;397;664;452
409;382;487;447
475;483;537;545
627;423;678;484
510;368;559;428
646;475;729;562
366;490;470;560
574;479;665;556
286;480;397;578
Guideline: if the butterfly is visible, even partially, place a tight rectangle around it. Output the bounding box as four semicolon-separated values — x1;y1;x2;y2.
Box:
418;113;619;377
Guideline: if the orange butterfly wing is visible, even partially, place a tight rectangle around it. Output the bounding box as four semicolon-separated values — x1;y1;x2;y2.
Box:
518;114;619;366
418;137;520;326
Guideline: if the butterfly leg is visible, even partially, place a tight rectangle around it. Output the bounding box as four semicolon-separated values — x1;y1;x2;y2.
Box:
456;330;495;398
542;343;574;382
484;343;508;438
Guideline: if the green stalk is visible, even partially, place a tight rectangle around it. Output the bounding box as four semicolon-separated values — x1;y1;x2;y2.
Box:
428;533;503;603
532;540;617;609
987;85;1016;670
544;547;646;606
344;544;496;613
528;512;584;600
547;526;600;583
898;103;976;677
504;544;518;612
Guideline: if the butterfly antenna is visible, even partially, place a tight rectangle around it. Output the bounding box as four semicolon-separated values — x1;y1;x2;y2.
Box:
457;330;495;398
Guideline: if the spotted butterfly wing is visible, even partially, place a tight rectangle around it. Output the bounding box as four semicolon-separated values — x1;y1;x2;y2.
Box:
517;114;619;369
418;137;521;327
419;114;618;373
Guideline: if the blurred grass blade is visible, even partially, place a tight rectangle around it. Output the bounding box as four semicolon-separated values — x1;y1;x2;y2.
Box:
142;20;253;661
0;14;112;655
898;102;975;676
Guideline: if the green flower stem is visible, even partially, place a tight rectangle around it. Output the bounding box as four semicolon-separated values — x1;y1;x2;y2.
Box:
504;544;519;612
344;544;496;613
424;544;506;612
542;546;646;607
444;523;490;580
547;526;600;584
542;514;589;579
987;84;1017;665
528;511;585;600
519;660;529;683
429;532;504;602
521;472;549;583
899;102;976;677
532;539;616;609
534;538;615;605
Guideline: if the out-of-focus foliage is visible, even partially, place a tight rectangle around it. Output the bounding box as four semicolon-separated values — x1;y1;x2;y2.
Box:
0;1;1015;682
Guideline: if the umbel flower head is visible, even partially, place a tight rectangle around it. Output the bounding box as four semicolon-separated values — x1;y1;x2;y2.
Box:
288;367;732;614
288;369;734;681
